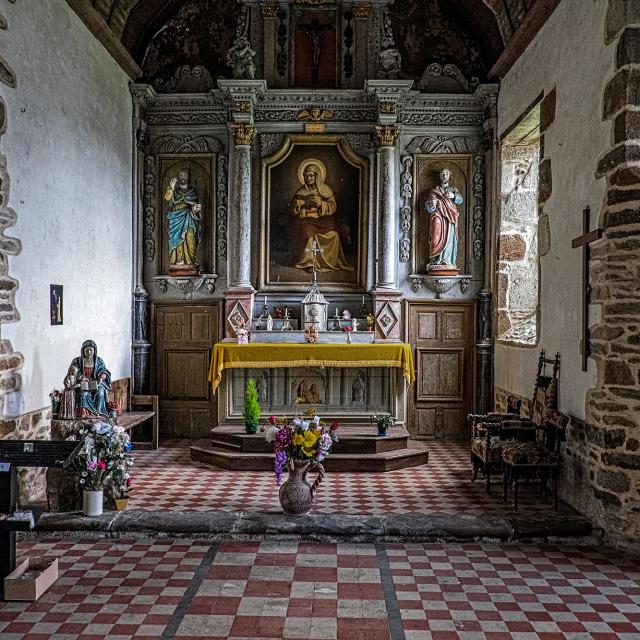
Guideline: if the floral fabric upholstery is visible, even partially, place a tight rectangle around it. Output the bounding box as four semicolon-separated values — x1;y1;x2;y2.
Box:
501;441;558;465
471;436;503;463
531;377;558;426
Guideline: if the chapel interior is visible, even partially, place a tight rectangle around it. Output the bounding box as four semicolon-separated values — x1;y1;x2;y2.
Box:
0;0;639;636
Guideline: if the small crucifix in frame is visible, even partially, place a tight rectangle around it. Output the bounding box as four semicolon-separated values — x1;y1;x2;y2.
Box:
571;206;602;372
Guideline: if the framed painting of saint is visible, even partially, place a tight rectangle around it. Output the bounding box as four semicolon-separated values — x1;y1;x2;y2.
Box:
260;135;368;292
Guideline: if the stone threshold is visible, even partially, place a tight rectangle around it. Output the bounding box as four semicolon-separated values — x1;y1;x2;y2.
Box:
28;509;600;545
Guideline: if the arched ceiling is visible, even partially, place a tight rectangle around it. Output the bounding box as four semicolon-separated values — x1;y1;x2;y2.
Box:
67;0;560;81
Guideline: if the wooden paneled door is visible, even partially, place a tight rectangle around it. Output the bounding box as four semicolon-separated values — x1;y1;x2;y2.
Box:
406;301;474;440
154;303;220;438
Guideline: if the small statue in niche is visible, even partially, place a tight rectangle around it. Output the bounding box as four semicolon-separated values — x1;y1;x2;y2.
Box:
226;36;256;79
164;169;202;276
425;168;463;273
352;373;365;404
378;7;401;79
257;374;269;404
69;340;112;418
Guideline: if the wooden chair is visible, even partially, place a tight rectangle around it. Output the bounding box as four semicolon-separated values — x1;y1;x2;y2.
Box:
469;351;560;494
501;411;570;510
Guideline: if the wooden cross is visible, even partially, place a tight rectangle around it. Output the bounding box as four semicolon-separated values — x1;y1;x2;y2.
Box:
305;239;322;287
571;206;602;372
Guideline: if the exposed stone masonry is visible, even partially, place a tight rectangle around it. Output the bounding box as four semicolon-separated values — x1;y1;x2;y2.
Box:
561;1;640;550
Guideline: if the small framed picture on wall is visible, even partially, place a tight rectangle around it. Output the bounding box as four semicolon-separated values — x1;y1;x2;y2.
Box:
50;284;63;325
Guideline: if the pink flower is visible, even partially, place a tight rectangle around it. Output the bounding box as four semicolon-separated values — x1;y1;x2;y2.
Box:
330;421;339;431
268;415;277;425
126;478;132;487
98;460;106;470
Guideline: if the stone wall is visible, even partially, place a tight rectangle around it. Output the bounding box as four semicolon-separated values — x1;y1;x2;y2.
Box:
0;407;51;503
0;0;133;415
563;0;640;550
495;0;611;419
497;143;540;344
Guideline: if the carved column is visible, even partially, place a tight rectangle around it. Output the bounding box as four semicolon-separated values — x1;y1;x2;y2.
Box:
218;80;266;339
375;125;399;290
476;289;494;413
261;2;278;85
352;3;370;89
130;84;155;393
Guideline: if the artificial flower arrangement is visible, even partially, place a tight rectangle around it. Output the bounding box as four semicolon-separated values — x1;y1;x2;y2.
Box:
73;421;134;494
263;409;340;484
371;413;396;435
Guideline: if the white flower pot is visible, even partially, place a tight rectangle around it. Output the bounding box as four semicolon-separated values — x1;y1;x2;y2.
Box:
83;490;103;517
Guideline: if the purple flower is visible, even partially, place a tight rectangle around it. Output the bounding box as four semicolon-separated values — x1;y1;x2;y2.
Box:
274;450;289;485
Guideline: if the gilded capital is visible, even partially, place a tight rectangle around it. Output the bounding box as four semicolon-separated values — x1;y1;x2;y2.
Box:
375;125;399;148
379;101;397;114
352;2;370;18
231;124;256;146
233;100;251;113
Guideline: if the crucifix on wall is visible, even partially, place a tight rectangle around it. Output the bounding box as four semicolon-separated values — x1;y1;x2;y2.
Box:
571;206;602;372
300;18;332;84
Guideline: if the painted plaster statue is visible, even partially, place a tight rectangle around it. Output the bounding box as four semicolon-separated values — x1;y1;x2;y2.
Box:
60;364;81;419
70;340;111;418
289;159;353;273
425;168;463;270
164;169;202;273
226;36;256;79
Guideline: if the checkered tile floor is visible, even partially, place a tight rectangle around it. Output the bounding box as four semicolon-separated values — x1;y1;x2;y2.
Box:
129;439;573;516
2;539;639;639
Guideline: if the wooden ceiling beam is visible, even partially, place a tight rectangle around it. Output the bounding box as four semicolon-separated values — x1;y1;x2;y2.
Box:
489;0;562;79
65;0;141;78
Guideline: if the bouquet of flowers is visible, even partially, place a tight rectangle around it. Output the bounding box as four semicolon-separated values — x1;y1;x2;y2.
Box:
74;421;134;492
264;410;339;484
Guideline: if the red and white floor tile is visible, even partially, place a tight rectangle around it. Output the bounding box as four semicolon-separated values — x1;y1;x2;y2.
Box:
129;439;572;517
1;539;639;639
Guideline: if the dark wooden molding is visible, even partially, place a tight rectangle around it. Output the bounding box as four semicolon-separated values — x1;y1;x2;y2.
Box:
489;0;562;79
65;0;141;79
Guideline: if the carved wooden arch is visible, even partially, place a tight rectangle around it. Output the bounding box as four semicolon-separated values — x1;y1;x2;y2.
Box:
151;135;224;155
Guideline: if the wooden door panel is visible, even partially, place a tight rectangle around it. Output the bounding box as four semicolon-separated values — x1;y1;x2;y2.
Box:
415;408;436;437
191;312;214;342
407;302;474;441
155;304;219;439
442;312;465;342
417;312;437;340
416;350;463;400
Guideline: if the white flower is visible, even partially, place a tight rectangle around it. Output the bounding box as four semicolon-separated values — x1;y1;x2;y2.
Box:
301;420;310;431
292;417;302;427
313;415;320;426
264;425;277;443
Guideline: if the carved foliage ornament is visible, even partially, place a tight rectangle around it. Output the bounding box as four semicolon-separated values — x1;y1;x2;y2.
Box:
374;125;399;148
261;2;279;17
399;154;413;262
217;156;229;259
231;124;256;146
352;2;370;18
297;107;334;121
151;135;223;155
143;155;157;263
260;133;285;158
234;100;251;113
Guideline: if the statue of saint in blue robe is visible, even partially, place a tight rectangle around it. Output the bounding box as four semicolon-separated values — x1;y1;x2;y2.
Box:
71;339;111;418
164;171;202;266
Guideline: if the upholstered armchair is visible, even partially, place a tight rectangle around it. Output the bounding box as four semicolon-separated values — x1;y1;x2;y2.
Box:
501;411;570;510
469;351;560;494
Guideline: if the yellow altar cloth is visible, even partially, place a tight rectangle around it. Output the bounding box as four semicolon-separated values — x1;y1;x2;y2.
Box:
208;342;415;393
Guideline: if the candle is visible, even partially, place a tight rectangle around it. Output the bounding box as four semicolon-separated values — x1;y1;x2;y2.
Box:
362;296;365;305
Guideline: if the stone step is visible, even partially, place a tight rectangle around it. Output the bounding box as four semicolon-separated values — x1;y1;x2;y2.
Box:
190;444;429;472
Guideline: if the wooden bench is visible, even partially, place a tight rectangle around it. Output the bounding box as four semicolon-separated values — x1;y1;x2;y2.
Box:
109;379;158;450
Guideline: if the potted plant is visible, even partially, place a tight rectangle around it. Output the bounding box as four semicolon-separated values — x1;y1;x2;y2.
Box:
243;378;261;434
74;421;133;516
371;413;395;437
110;454;134;511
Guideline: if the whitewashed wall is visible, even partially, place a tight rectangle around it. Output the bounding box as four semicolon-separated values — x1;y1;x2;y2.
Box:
496;0;613;419
0;0;133;414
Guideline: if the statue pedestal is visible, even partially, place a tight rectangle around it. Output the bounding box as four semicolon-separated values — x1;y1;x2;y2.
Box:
168;264;200;277
426;265;460;277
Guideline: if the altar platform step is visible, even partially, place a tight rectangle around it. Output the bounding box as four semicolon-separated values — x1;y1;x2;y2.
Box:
209;426;411;455
190;441;429;472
